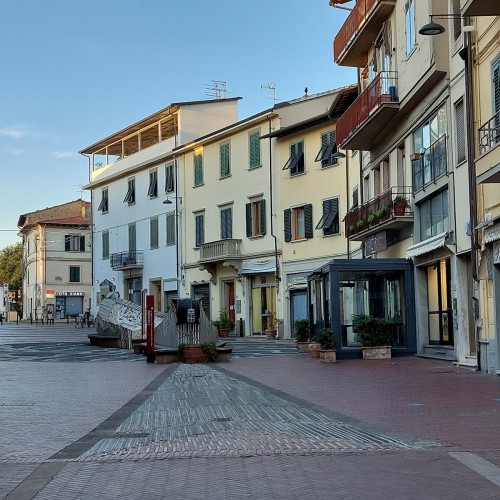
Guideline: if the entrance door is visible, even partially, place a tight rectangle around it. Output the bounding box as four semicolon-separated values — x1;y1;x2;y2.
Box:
291;290;307;325
427;259;453;345
225;281;235;323
251;275;276;335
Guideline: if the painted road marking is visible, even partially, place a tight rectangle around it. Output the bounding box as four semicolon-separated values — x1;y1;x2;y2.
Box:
449;452;500;487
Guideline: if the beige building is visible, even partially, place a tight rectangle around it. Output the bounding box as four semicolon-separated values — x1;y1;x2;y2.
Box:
465;0;500;373
17;200;92;321
326;0;483;362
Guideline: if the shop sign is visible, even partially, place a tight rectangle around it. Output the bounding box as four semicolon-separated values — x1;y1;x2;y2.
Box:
46;289;55;298
56;291;85;296
493;241;500;265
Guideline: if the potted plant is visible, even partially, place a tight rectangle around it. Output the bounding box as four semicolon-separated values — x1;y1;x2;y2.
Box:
349;223;356;233
352;314;393;359
393;196;409;216
307;327;322;358
315;327;337;363
356;219;365;230
213;309;235;337
265;312;280;338
294;319;310;353
178;343;208;364
367;213;376;225
375;206;387;219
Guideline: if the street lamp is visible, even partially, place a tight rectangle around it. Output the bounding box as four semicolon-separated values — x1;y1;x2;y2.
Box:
419;14;474;36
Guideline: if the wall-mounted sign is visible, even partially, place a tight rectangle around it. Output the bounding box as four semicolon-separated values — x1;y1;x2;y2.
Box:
365;231;387;255
46;289;55;298
56;291;85;297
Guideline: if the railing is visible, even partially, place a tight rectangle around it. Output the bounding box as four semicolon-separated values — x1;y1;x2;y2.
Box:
478;112;500;155
199;239;241;262
334;0;393;63
412;135;448;193
345;186;413;238
110;250;144;270
336;71;398;146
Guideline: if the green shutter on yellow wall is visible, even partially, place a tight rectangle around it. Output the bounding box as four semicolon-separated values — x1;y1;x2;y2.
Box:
220;143;230;177
194;154;203;186
249;131;260;168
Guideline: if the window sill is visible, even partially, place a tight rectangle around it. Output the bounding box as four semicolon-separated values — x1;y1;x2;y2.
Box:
290;172;306;178
193;183;204;188
291;237;308;243
248;234;264;240
249;164;262;170
219;174;232;180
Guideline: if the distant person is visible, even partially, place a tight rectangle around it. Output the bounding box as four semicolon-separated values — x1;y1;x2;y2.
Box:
47;310;54;324
0;313;3;325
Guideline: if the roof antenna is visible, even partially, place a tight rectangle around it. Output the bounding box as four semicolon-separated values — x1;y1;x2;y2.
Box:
261;83;277;104
204;80;227;99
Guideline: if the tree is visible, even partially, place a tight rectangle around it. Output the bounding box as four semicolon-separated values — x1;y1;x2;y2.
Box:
0;243;23;291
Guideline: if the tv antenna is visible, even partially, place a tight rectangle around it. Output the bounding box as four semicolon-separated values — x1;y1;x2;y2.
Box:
205;80;227;99
261;83;277;104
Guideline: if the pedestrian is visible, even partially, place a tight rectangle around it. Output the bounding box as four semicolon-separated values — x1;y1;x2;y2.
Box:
47;310;54;324
0;313;3;325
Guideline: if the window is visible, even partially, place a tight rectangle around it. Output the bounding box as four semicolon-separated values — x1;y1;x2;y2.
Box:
69;266;80;283
419;190;449;241
283;141;304;175
405;0;415;55
246;199;266;237
249;130;261;168
102;230;109;260
412;107;447;192
123;178;135;205
454;99;466;164
195;213;205;247
220;142;230;178
150;217;159;249
147;169;158;198
352;187;359;209
194;152;203;186
65;234;85;252
315;198;340;236
451;0;462;41
128;223;136;251
220;207;232;239
165;163;175;193
315;131;338;168
166;212;175;246
97;188;108;213
284;204;313;242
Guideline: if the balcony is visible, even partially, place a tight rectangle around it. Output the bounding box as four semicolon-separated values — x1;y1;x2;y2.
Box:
345;187;413;241
476;112;500;184
336;72;399;150
110;250;144;271
198;239;242;285
333;0;396;67
463;0;499;16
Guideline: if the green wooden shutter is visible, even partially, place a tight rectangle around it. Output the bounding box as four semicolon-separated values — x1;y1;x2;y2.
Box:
220;143;230;177
80;236;85;251
284;209;292;242
260;199;266;235
249;131;260;168
246;203;252;237
304;204;313;239
65;235;70;251
194;154;203;186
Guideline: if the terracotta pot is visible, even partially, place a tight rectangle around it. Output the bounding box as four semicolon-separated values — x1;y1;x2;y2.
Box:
308;342;320;358
182;345;208;364
319;349;337;363
296;341;309;353
265;329;277;339
218;327;230;337
394;203;407;216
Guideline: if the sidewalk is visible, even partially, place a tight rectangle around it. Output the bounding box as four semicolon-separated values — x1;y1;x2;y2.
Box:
2;340;500;499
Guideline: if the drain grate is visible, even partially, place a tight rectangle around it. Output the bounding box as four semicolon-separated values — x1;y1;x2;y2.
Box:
213;417;231;422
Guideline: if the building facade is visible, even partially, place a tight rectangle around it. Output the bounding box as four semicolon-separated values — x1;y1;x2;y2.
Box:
17;199;92;321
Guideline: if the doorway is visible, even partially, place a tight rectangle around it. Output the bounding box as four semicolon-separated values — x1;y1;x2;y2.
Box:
250;275;276;335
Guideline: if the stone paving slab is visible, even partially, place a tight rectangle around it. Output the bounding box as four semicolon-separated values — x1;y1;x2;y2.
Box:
77;364;438;462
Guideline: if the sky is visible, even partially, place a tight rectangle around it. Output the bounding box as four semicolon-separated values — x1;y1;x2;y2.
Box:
0;0;356;250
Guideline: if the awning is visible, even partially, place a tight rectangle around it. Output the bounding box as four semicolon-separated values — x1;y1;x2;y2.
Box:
484;223;500;244
406;232;448;258
240;259;276;274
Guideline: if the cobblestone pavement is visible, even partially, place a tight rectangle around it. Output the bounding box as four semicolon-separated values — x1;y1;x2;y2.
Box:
2;329;500;499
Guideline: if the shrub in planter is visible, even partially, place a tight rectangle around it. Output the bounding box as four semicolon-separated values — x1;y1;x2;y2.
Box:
315;327;337;363
213;309;235;336
294;319;310;343
352;314;393;347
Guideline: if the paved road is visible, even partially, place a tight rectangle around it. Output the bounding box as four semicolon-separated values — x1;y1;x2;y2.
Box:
1;323;500;499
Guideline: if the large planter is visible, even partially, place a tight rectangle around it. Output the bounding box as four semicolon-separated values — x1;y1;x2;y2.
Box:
319;349;337;363
308;342;320;358
218;327;231;337
182;345;208;364
393;203;407;216
361;346;392;360
296;341;309;353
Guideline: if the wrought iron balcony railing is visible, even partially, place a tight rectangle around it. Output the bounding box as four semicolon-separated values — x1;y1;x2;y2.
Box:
345;186;413;239
336;71;398;147
478;111;500;156
110;250;144;270
412;135;448;193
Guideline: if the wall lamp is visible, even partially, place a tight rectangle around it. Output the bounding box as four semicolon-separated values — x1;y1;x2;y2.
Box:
163;196;182;205
419;15;474;36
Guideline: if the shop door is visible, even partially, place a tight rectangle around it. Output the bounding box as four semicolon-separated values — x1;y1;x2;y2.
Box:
251;275;276;335
427;259;453;345
66;297;83;316
225;281;235;323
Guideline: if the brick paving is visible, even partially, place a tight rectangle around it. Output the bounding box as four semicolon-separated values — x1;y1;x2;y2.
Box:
1;331;500;499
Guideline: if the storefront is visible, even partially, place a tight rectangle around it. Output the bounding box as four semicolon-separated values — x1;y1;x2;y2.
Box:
55;291;84;319
308;259;416;359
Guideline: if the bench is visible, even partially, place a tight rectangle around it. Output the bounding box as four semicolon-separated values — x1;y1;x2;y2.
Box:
154;348;180;364
88;334;121;348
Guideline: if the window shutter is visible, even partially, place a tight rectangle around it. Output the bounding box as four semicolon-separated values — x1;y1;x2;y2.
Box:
221;208;232;239
220;143;230;177
284;209;292;242
304;204;313;239
455;100;466;163
80;236;85;251
65;235;70;251
246;203;252;237
194;154;203;186
494;63;500;116
129;224;136;251
196;215;204;246
260;199;266;235
249;132;260;168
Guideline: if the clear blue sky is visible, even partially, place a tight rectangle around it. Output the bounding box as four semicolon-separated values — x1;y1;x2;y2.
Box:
0;0;355;250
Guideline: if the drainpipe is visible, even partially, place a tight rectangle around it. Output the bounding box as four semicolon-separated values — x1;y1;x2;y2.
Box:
462;24;480;369
268;117;279;287
81;153;94;313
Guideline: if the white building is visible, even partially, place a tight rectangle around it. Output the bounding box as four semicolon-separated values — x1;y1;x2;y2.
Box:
80;98;240;315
